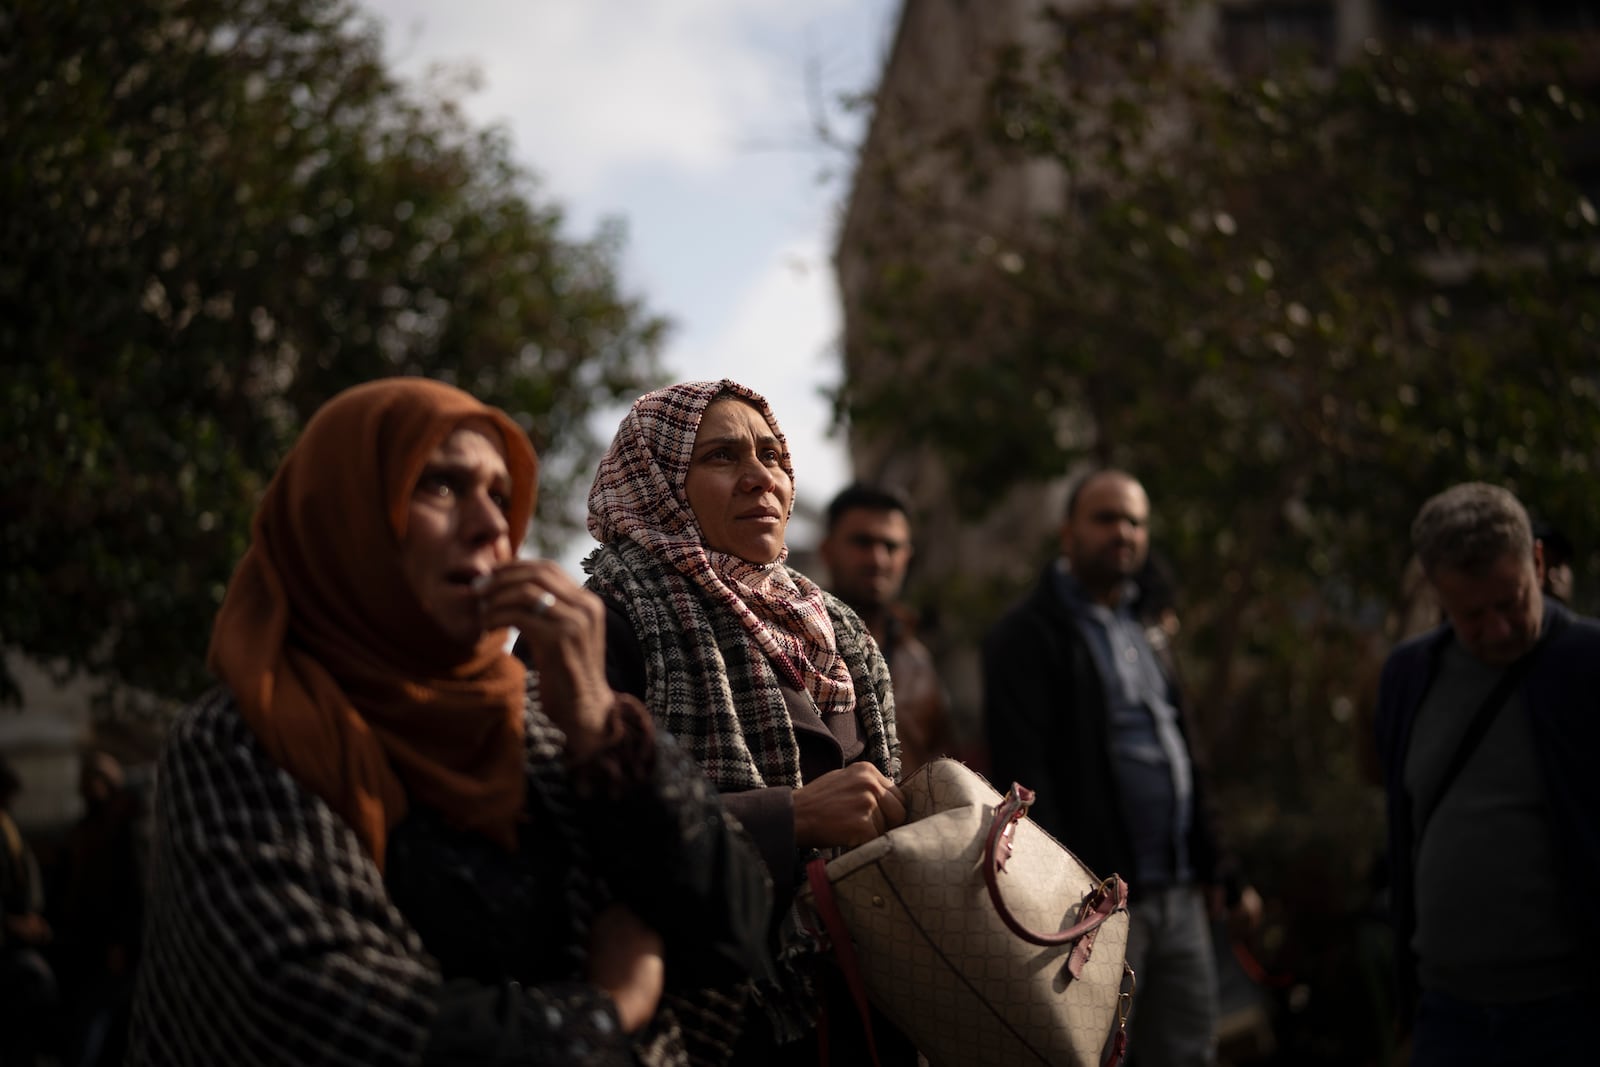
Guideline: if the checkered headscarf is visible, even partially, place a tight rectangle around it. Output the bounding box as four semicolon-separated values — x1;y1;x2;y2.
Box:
588;380;856;721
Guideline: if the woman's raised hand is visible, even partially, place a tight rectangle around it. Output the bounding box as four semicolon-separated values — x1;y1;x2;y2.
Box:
792;762;907;850
480;560;613;760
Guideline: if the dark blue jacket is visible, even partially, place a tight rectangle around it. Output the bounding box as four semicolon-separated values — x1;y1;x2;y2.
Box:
982;563;1229;895
1374;601;1600;1016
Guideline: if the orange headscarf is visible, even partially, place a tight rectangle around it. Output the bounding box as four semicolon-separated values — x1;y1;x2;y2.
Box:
208;378;539;870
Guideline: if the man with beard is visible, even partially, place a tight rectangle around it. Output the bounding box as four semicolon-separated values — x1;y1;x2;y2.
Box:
983;469;1249;1067
818;484;951;776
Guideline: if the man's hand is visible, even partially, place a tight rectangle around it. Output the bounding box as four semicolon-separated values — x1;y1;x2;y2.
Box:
1208;884;1263;935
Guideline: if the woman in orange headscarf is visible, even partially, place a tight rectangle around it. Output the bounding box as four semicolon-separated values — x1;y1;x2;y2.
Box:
129;378;770;1067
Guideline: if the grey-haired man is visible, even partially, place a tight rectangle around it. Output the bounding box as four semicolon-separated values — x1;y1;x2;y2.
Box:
1376;483;1600;1066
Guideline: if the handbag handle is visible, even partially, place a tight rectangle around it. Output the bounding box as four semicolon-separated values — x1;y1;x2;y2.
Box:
983;783;1127;977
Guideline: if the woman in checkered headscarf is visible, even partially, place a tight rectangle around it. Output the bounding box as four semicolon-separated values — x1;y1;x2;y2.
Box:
579;380;915;1063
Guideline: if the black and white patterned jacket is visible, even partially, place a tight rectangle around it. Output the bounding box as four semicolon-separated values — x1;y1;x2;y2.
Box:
129;682;771;1066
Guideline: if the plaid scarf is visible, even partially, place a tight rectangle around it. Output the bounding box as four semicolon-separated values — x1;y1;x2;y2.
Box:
588;380;857;721
585;538;898;791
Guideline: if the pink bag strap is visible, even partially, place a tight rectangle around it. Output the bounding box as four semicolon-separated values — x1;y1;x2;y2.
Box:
806;856;883;1067
983;782;1128;979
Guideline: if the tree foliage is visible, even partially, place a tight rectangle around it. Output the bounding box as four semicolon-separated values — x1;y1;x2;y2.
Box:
1;0;666;704
840;0;1600;945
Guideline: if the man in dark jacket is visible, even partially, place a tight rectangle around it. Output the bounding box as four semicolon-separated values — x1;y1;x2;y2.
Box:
1375;483;1599;1066
983;469;1248;1067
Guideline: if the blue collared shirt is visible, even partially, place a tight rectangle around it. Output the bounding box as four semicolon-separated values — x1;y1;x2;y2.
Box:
1055;560;1194;886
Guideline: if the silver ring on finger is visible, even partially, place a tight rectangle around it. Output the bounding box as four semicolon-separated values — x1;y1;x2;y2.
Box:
532;591;558;617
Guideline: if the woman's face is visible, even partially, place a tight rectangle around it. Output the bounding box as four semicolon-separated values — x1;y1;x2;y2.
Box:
684;398;793;564
400;420;515;645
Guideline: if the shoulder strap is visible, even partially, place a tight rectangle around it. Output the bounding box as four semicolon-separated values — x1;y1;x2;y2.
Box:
805;857;882;1067
1416;610;1569;840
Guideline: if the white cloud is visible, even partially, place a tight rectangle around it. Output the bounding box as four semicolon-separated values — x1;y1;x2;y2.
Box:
374;0;865;188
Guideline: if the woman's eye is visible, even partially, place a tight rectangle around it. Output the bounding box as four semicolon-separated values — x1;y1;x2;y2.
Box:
417;476;453;499
490;492;511;513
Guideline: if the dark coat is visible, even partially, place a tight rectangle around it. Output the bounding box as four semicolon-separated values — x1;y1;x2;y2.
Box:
130;684;772;1066
981;563;1228;893
1374;600;1600;1016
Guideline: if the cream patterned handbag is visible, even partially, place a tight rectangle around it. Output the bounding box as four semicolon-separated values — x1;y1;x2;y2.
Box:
800;758;1134;1067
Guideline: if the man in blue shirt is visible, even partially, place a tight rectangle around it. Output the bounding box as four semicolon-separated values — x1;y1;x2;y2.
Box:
984;469;1253;1067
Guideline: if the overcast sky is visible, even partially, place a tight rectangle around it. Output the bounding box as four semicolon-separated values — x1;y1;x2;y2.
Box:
365;0;900;562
